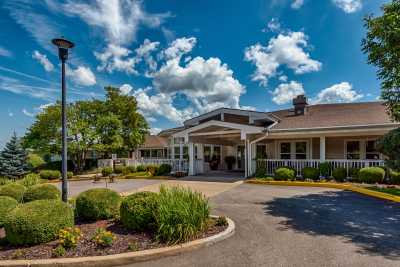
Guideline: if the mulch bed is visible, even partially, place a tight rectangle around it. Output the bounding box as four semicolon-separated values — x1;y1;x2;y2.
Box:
0;218;227;260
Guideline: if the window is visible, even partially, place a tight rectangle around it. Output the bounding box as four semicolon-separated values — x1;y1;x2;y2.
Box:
366;140;380;160
256;145;267;159
140;150;150;158
346;141;360;159
213;146;221;162
183;146;188;159
174;147;180;159
295;142;307;159
173;137;184;144
203;145;221;162
151;149;158;158
280;142;291;159
204;146;211;162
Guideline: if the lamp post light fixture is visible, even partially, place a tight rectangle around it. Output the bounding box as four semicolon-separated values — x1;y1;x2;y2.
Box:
52;37;74;202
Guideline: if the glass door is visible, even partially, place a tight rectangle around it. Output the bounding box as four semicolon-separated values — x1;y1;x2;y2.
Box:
237;145;245;170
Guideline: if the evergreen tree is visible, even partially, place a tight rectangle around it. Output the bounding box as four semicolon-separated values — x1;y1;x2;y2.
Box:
0;132;28;179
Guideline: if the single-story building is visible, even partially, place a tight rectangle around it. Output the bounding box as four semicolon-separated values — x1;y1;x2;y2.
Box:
134;95;399;177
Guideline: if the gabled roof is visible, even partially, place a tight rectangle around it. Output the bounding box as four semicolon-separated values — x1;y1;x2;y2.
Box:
139;135;169;148
269;101;395;131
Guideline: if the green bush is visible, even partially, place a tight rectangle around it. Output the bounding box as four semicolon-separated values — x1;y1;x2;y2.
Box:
0;196;18;227
349;168;360;181
120;191;159;231
76;188;122;221
359;167;385;184
125;166;136;174
4;199;74;245
0;177;11;186
102;167;113;177
27;154;45;170
332;168;347;182
274;167;296;181
145;165;159;176
302;167;319;181
155;164;172;176
114;165;126;174
39;170;61;180
390;171;400;185
23;184;61;202
0;183;26;202
67;171;73;179
18;173;41;188
155;185;210;244
136;165;146;172
255;167;267;178
319;162;331;178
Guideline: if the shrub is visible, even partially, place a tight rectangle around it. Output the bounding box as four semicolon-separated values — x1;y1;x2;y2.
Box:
155;185;210;244
120;191;159;231
255;167;267;178
101;167;113;177
5;199;74;245
23;184;61;202
52;245;66;257
58;227;82;249
359;167;385;184
0;183;26;202
156;164;172;176
332;168;347;182
76;188;121;221
18;173;41;188
125;166;136;174
0;177;11;186
390;171;400;185
349;168;360;181
114;165;126;174
124;172;150;179
39;170;61;180
274;167;295;181
92;228;116;247
145;165;159;176
302;167;320;181
27;153;45;170
67;171;73;179
215;216;228;227
136;165;146;172
0;196;18;227
319;162;331;178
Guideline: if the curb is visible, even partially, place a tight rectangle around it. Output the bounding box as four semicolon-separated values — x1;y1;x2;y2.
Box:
246;179;400;203
0;216;235;267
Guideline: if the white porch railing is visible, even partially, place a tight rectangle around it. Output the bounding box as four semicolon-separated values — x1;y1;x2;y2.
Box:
98;158;188;172
256;159;385;177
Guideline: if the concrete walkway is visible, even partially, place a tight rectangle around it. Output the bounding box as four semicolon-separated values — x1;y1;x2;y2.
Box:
121;184;400;267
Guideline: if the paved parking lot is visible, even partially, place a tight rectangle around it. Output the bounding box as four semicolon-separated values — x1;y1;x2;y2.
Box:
121;183;400;267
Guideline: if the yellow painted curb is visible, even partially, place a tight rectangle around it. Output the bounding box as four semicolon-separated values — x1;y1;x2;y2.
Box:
0;216;235;267
246;179;400;203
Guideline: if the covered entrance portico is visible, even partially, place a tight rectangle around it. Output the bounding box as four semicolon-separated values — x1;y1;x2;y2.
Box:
172;120;265;178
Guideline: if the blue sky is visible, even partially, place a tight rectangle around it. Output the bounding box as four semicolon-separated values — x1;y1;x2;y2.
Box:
0;0;388;146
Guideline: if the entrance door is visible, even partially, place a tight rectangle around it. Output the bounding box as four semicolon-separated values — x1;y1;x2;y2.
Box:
237;145;245;170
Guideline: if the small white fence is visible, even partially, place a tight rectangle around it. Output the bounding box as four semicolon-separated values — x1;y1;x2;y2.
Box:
256;159;385;177
98;158;188;173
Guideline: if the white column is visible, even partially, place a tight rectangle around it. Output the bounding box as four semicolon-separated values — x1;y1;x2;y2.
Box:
320;136;326;161
244;139;248;177
179;143;183;161
188;142;194;175
197;144;204;173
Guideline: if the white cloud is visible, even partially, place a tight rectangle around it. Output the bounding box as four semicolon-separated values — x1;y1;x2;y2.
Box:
279;75;288;82
0;46;12;58
94;44;138;74
272;81;305;105
244;31;321;86
120;84;133;95
22;108;34;117
162;37;197;61
291;0;304;9
0;75;56;100
32;50;54;72
135;39;160;73
8;111;13;117
68;66;96;86
332;0;362;13
150;128;162;135
263;18;281;33
312;82;363;104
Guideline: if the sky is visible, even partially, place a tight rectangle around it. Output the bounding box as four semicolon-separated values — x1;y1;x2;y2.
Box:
0;0;389;147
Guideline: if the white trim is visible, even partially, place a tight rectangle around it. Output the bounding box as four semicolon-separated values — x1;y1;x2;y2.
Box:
189;130;241;137
278;140;310;160
344;138;381;160
269;123;398;132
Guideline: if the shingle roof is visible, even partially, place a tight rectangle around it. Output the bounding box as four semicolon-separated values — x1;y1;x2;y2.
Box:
269;101;394;130
140;135;169;148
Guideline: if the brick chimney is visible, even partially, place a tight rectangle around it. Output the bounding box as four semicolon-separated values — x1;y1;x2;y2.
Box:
293;95;308;115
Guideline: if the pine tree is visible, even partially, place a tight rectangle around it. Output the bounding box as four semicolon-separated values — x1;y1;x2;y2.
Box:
0;132;28;179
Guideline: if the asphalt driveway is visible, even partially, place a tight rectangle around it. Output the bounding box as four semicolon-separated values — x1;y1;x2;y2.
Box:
121;184;400;267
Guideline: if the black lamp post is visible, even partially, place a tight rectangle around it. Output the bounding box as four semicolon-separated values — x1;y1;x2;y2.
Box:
52;37;74;202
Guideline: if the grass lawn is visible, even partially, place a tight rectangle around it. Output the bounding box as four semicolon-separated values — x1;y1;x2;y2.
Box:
367;186;400;197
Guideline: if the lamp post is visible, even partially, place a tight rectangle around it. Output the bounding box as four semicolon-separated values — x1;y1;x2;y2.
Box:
52;37;74;202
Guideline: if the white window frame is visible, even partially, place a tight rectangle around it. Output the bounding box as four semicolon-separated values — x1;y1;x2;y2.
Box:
278;140;309;160
344;138;381;160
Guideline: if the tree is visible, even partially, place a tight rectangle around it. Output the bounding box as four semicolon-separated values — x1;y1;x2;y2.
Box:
23;87;149;173
362;0;400;121
0;132;28;179
377;128;400;171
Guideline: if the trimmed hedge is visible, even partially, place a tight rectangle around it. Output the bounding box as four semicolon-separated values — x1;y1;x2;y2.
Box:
4;199;74;245
319;162;331;178
349;168;360;181
0;196;18;227
156;164;172;176
102;167;113;177
0;183;26;202
23;184;61;202
359;167;385;184
39;170;61;180
255;167;267;178
332;168;347;182
120;191;159;231
18;173;41;188
76;188;122;221
136;165;146;172
302;167;319;181
114;165;126;174
390;171;400;185
145;165;159;176
126;166;137;174
274;167;296;181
